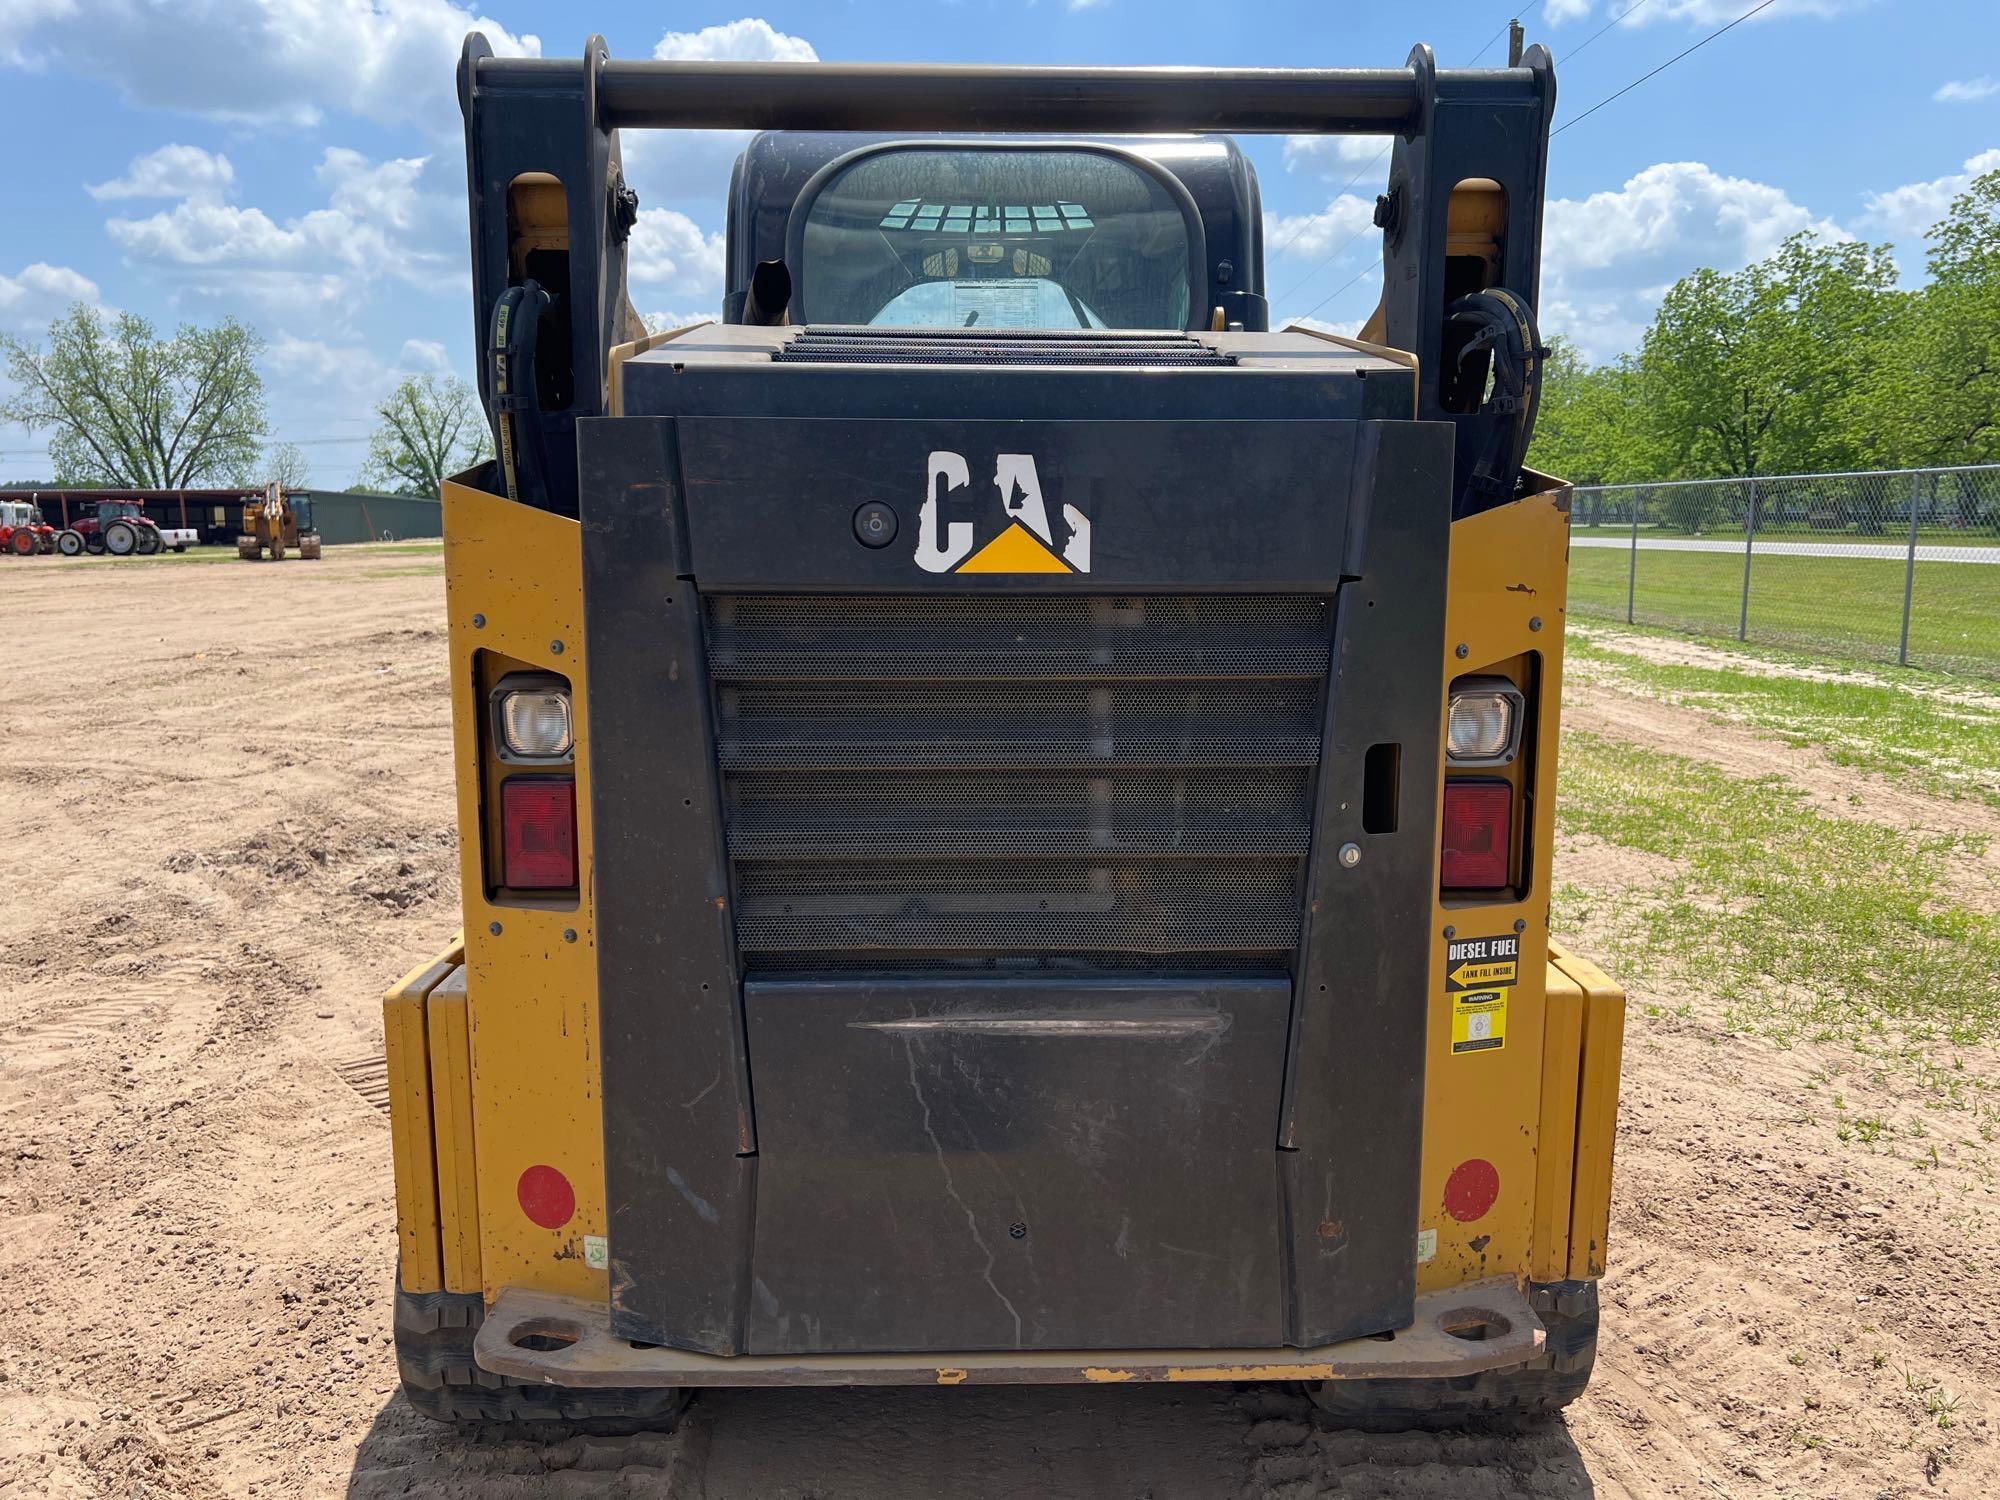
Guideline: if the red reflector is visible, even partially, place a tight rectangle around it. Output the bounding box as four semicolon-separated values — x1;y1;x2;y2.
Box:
1441;779;1511;889
1444;1158;1501;1223
518;1164;576;1230
501;778;577;890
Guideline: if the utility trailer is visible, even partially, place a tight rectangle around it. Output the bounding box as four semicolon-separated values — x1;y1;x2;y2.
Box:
382;36;1625;1430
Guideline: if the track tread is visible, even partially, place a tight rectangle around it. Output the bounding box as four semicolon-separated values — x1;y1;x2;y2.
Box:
394;1279;687;1428
1305;1280;1599;1432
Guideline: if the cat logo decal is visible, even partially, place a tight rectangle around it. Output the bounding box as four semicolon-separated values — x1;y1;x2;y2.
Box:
916;451;1091;574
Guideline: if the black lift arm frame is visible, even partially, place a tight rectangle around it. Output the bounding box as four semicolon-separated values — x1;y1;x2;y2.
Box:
457;37;1556;516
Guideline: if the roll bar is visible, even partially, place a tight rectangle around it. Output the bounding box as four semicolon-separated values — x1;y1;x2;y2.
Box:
458;35;1556;515
594;62;1437;134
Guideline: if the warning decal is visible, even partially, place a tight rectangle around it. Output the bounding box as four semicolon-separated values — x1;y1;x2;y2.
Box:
1446;933;1517;1055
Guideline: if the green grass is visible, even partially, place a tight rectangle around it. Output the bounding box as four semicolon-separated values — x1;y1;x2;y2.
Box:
1566;546;2000;678
1553;732;2000;1076
1566;631;2000;809
17;538;441;568
336;540;443;557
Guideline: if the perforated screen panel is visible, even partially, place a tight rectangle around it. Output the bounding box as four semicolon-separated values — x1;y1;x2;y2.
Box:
705;593;1334;970
771;327;1237;367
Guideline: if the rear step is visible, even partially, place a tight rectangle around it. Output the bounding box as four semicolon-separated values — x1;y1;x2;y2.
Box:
473;1280;1545;1389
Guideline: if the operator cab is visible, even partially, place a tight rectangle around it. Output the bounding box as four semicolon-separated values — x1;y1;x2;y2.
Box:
721;133;1269;332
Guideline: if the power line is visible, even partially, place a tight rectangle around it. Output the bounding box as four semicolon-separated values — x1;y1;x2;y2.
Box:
1466;0;1549;67
1561;0;1663;65
1272;1;1547;306
1267;157;1385;292
1296;256;1382;324
1553;0;1779;136
1286;0;1778;324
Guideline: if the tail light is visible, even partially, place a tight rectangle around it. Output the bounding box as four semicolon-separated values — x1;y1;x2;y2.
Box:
501;778;577;890
1441;779;1511;890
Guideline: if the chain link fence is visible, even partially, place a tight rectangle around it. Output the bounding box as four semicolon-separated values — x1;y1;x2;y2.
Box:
1567;464;2000;679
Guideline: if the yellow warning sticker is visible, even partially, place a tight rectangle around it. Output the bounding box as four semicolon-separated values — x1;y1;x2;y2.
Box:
1451;987;1509;1054
1446;933;1518;1055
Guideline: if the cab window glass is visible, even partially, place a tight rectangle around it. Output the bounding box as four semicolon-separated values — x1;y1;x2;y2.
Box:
800;149;1193;330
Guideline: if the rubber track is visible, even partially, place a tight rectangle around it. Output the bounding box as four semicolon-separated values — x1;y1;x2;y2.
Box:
395;1281;687;1427
1304;1280;1599;1432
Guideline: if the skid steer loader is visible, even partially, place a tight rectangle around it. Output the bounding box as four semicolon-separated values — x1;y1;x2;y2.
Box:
382;35;1625;1430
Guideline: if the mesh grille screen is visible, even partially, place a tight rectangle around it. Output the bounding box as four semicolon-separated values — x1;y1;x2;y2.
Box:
705;594;1333;970
773;327;1236;368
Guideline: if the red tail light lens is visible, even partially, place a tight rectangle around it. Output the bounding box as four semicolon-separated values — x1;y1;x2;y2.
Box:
501;778;577;890
1441;779;1511;890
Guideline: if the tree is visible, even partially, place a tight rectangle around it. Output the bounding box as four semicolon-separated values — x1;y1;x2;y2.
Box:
260;441;311;491
0;304;266;487
1637;234;1900;480
1529;339;1663;491
1864;169;2000;470
359;374;490;496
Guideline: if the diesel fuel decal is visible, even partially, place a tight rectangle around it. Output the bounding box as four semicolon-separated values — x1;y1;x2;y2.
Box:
917;450;1092;575
1447;933;1518;1055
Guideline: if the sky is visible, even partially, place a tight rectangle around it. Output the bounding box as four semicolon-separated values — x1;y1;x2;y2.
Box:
1;0;1996;488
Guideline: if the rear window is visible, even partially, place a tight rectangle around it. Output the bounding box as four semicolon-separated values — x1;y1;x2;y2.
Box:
798;148;1194;331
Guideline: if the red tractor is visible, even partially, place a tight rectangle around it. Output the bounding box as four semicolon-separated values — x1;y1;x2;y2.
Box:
1;498;56;556
54;500;170;557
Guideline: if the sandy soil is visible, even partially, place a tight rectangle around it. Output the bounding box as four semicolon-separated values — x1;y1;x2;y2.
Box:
2;557;1995;1499
1568;626;2000;713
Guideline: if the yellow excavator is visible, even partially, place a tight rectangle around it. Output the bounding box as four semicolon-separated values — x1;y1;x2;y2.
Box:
237;482;322;561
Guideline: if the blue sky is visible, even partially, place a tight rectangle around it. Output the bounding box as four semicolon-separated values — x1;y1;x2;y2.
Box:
1;0;1996;487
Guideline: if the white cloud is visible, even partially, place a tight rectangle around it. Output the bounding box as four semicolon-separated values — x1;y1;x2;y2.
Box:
1538;0;1863;23
641;310;718;334
1548;160;1842;274
0;262;101;331
628;208;726;305
0;0;72;67
1859;148;2000;243
1281;134;1390;181
1541;160;1848;361
1262;194;1376;261
1067;0;1113;10
0;1;539;131
624;17;822;215
87;144;235;202
1935;77;1999;105
653;17;816;63
398;338;451;373
1283;316;1365;338
320;147;429;232
101;146;461;314
267;332;385;391
1635;0;1864;20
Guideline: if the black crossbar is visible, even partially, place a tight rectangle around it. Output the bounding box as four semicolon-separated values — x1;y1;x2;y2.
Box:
461;56;1533;135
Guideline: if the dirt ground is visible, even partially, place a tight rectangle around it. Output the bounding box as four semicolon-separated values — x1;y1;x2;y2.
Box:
2;554;1996;1499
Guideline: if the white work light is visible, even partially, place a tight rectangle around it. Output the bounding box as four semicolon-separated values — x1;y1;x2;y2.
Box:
497;684;573;760
1446;677;1525;766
